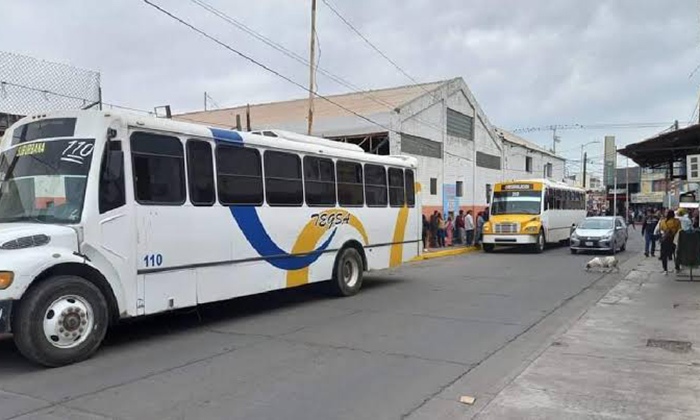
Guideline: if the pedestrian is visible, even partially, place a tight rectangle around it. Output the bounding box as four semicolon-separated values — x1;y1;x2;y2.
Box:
429;211;438;248
656;210;681;274
475;211;485;247
422;214;429;252
628;210;636;230
465;210;475;246
456;209;466;245
446;215;454;246
641;209;659;257
437;213;446;247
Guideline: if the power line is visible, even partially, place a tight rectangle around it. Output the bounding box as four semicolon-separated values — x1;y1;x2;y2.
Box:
141;0;402;136
319;0;438;101
187;0;444;133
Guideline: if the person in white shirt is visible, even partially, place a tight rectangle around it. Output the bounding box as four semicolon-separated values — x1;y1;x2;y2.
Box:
465;210;475;246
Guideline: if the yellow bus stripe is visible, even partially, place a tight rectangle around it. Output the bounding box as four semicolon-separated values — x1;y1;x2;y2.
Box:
389;206;409;267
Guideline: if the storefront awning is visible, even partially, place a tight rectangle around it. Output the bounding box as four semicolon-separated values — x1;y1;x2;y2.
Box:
619;124;700;168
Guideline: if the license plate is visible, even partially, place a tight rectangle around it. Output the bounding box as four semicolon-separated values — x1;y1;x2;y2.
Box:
585;241;593;246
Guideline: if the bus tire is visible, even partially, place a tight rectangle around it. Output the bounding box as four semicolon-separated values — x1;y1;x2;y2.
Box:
12;275;109;367
483;244;495;253
534;230;545;254
329;247;364;297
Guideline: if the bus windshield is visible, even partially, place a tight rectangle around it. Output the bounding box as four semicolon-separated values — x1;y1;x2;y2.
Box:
491;190;542;215
0;139;95;224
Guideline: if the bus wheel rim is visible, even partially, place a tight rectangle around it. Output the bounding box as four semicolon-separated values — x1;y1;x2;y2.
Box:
343;256;360;288
43;295;94;349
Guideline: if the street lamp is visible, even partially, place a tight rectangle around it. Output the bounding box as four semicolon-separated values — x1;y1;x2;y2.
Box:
580;141;601;188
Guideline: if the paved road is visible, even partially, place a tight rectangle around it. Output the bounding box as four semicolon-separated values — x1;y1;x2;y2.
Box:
0;233;643;420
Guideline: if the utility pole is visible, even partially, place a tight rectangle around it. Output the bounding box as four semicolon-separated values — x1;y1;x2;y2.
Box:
583;152;587;189
204;91;207;111
625;156;630;223
307;0;317;135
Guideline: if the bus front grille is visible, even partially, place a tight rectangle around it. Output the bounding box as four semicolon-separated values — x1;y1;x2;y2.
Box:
495;223;520;234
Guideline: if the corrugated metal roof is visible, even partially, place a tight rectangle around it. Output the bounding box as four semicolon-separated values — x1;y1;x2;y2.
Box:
176;80;447;128
495;127;564;161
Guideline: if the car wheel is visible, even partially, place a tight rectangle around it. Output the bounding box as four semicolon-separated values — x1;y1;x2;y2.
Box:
621;240;626;252
609;241;617;255
329;247;364;297
12;276;109;367
570;248;577;255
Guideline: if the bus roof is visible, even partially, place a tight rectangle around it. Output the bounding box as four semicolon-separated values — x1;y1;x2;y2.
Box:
4;109;416;168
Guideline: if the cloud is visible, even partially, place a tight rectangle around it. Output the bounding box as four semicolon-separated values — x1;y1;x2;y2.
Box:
1;0;698;168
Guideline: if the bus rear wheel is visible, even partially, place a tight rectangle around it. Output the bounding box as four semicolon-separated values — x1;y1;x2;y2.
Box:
329;247;364;297
12;276;109;367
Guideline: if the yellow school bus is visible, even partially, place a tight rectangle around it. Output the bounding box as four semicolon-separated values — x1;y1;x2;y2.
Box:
482;179;586;253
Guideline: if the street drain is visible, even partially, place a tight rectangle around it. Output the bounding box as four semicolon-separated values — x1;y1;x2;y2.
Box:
646;339;693;353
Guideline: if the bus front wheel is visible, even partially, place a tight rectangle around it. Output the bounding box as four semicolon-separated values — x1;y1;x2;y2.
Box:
12;275;109;367
534;231;545;254
483;243;495;253
329;247;364;297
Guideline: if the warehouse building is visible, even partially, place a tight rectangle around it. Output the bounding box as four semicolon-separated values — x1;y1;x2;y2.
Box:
178;77;565;217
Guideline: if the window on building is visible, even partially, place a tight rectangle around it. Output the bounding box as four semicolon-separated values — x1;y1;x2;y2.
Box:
364;164;387;207
186;140;215;206
388;168;405;207
405;169;415;207
216;145;263;205
456;181;463;197
264;151;303;206
131;132;185;205
446;108;474;140
545;163;553;178
303;156;336;206
337;161;363;206
526;156;533;173
430;178;437;195
486;183;492;204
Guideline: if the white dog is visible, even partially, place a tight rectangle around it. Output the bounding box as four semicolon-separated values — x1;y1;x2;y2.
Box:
586;256;619;272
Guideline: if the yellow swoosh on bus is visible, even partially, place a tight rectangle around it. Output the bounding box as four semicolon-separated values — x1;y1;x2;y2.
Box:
286;209;369;287
389;206;409;267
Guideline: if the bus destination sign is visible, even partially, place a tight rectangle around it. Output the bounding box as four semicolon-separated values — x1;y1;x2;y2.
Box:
503;183;532;191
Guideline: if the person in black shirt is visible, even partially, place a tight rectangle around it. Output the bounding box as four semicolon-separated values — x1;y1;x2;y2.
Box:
641;209;660;257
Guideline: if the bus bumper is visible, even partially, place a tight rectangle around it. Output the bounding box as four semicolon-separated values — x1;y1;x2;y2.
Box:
483;234;537;245
0;300;12;334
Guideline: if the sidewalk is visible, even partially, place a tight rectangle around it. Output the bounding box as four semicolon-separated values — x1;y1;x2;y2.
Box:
477;256;700;419
412;245;480;261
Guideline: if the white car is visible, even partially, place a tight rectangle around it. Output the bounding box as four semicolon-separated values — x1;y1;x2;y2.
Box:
570;216;628;254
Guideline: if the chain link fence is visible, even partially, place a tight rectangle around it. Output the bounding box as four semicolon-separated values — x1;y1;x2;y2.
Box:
0;50;101;116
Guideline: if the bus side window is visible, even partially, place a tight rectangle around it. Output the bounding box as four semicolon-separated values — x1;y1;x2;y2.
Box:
405;169;415;207
264;151;303;206
99;141;125;214
337;161;364;207
216;145;263;205
304;156;336;206
364;164;387;207
388;168;405;207
186;140;216;206
131;132;186;205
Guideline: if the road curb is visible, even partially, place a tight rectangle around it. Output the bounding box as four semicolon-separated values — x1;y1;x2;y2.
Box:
411;246;480;262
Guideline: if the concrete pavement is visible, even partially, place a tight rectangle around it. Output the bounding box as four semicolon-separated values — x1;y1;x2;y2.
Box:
477;250;700;419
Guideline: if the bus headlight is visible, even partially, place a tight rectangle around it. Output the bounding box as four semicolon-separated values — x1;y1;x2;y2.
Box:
483;223;491;232
523;225;540;233
0;272;14;290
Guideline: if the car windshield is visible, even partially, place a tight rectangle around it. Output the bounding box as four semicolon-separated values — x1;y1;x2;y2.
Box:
491;191;542;215
580;219;613;230
0;139;95;224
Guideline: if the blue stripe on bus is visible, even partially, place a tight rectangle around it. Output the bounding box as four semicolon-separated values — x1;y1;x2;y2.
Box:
229;206;337;270
210;128;243;143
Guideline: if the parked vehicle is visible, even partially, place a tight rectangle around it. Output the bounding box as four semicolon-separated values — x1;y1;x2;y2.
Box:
570;216;628;254
0;110;421;366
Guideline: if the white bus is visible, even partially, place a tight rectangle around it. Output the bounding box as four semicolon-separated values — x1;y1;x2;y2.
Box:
482;179;586;252
0;110;420;366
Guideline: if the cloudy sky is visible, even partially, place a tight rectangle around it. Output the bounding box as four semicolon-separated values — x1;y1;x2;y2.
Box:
2;0;698;175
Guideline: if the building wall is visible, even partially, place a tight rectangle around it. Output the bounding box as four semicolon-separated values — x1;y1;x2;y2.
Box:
503;141;565;183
